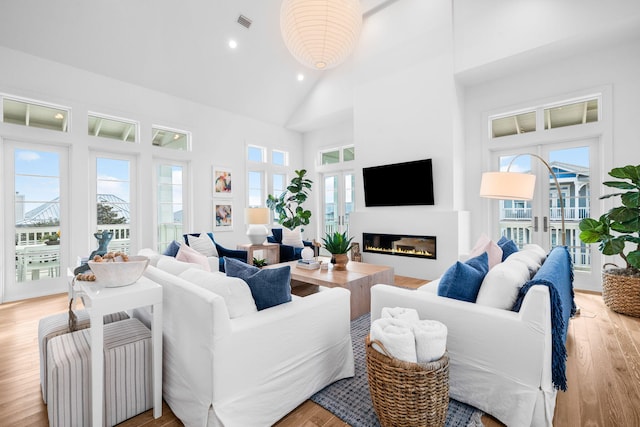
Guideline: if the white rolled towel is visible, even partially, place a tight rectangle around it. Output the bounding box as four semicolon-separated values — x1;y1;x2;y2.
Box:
381;306;420;323
412;320;448;363
370;318;417;363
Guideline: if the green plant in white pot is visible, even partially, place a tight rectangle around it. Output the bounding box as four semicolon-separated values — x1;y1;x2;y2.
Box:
579;164;640;317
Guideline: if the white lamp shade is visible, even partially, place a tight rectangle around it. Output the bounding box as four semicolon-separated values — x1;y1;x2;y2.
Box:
480;172;536;200
245;207;270;225
280;0;362;70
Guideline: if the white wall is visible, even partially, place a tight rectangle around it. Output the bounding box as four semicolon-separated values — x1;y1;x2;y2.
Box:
300;0;470;279
0;46;303;274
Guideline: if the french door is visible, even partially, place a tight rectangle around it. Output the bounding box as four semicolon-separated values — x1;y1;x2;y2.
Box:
490;138;600;290
322;171;355;238
3;140;68;302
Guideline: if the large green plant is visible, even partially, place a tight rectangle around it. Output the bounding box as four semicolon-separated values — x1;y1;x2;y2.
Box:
266;169;312;231
322;231;354;255
579;165;640;271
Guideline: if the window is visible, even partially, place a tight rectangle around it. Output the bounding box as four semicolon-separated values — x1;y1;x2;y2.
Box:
152;126;190;151
491;111;536;138
272;150;287;166
157;163;185;251
272;173;286;198
95;156;133;253
88;113;138;143
2;96;69;132
320;145;355;165
490;95;600;139
248;145;265;163
544;98;598;130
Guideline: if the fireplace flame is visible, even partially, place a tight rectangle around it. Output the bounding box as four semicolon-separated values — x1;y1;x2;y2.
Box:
364;245;433;257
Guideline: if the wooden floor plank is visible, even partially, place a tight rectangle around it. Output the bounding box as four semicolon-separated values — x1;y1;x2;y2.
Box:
2;290;640;426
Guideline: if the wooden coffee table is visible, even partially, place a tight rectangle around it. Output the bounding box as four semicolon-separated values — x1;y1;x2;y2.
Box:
266;259;394;319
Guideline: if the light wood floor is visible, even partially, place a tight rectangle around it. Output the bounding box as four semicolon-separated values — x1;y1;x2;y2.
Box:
2;283;639;426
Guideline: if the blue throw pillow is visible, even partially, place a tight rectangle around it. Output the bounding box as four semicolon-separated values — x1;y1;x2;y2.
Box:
437;252;489;303
163;240;181;257
497;236;519;261
224;257;291;310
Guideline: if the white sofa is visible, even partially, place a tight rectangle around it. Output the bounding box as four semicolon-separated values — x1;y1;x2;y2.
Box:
132;251;355;427
371;246;573;427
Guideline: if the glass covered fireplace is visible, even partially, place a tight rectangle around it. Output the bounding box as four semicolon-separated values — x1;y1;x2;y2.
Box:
363;233;436;259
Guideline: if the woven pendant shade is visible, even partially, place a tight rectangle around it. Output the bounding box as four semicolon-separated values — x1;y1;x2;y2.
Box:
280;0;363;70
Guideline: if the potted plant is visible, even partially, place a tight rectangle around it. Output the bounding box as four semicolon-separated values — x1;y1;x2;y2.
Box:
322;231;354;271
579;164;640;317
266;169;313;231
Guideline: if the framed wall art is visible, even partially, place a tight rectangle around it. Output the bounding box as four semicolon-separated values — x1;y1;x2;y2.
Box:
213;201;233;231
213;166;232;197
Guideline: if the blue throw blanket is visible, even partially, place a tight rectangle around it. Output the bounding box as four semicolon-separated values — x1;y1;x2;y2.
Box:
512;246;576;391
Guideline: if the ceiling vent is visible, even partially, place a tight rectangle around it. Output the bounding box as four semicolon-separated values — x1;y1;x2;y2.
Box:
237;14;252;29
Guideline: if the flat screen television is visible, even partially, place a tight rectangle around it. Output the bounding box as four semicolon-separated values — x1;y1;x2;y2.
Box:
362;158;434;207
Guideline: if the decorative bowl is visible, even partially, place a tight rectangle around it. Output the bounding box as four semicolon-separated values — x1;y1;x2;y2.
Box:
87;255;149;287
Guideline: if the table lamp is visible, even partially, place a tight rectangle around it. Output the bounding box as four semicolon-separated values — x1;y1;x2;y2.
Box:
245;208;270;245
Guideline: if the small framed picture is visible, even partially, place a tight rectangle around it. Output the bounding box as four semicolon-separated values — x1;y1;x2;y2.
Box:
213;167;232;197
213;201;233;231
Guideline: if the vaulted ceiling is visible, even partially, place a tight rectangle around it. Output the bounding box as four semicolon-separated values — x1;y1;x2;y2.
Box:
0;0;393;127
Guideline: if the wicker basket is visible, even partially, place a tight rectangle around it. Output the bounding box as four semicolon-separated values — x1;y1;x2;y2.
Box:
602;264;640;318
365;335;449;427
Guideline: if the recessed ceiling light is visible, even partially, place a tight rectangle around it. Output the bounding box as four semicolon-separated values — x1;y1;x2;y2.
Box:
54;113;64;120
228;39;238;49
297;74;304;81
173;134;180;140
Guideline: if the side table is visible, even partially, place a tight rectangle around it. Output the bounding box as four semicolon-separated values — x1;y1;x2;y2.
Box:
72;275;163;425
236;242;280;265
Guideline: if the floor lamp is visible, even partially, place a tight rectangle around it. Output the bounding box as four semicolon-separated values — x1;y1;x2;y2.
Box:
479;153;566;246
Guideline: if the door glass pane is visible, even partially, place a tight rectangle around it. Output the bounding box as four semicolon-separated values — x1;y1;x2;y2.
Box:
324;176;338;235
344;173;355;235
272;173;286;198
157;164;183;251
498;155;532;248
248;171;263;207
15;149;61;282
548;146;590;271
97;158;131;253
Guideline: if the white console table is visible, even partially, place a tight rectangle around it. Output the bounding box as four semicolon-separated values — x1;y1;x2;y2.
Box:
70;274;163;425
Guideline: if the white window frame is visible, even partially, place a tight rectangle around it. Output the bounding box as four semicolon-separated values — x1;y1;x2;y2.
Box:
151;124;192;151
1;94;71;133
88;111;140;143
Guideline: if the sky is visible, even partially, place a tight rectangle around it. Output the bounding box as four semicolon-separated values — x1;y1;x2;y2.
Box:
500;146;589;172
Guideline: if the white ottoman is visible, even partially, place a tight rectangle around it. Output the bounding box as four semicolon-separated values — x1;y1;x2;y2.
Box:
47;317;152;427
38;309;129;403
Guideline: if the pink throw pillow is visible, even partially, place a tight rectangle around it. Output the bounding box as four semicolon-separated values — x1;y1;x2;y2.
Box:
469;234;503;269
176;243;211;272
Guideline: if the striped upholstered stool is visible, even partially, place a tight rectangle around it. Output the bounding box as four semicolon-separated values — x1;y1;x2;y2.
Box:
38;309;129;403
46;317;152;427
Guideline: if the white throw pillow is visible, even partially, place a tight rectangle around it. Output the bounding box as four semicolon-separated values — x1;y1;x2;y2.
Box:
179;268;258;318
476;259;531;310
507;250;542;277
176;244;211;272
281;227;304;248
187;234;219;257
468;234;503;269
522;244;547;263
157;255;206;275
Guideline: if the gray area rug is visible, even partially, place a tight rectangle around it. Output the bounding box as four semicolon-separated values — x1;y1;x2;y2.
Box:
311;314;484;427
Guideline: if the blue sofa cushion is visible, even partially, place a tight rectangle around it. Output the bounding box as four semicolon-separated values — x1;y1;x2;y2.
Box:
163;240;181;257
438;252;489;303
224;257;291;310
497;236;519;261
